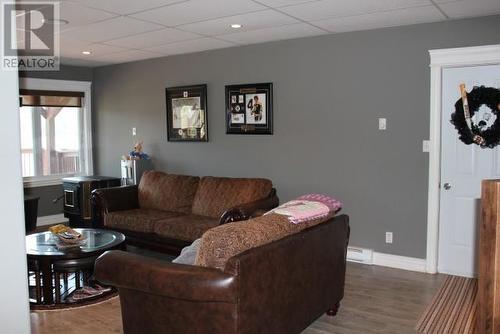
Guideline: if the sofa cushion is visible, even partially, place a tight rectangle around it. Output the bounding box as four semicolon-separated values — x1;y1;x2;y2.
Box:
138;171;200;214
191;177;273;218
153;215;219;242
104;209;183;233
195;212;334;270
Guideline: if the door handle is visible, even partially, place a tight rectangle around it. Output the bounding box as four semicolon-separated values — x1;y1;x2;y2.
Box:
443;183;452;190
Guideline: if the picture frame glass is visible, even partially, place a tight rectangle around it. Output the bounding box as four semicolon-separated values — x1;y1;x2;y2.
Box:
166;85;208;141
225;83;273;135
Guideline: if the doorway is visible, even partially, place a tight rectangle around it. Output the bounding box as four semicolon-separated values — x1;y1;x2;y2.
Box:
426;45;500;276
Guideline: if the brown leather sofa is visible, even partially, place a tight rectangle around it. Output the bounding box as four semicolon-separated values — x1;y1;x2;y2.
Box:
95;214;349;334
92;171;279;254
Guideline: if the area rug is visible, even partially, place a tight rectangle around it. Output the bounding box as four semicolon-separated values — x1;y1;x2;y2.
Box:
415;275;477;334
31;293;118;311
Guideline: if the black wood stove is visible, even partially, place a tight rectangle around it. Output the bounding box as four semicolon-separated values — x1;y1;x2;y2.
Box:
62;176;120;228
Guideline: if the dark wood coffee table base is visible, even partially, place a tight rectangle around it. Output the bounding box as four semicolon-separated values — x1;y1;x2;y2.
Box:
26;229;125;307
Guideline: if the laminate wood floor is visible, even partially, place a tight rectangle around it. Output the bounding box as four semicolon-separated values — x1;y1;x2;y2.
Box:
30;262;444;334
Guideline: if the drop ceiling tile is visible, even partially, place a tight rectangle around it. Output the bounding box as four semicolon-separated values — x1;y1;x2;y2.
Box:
279;0;432;21
60;56;112;67
255;0;321;8
218;23;325;45
91;49;165;63
58;1;118;32
70;0;187;15
103;28;200;49
437;0;500;18
179;9;299;36
313;5;443;33
145;37;236;55
60;38;128;58
59;16;163;43
130;0;266;27
432;0;464;3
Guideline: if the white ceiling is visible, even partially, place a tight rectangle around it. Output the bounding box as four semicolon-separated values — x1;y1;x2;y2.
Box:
33;0;500;67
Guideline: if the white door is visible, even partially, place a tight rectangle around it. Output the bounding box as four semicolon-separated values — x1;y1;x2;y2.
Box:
438;64;500;277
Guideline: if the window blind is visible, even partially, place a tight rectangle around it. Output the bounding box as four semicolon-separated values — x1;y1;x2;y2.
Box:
19;89;84;107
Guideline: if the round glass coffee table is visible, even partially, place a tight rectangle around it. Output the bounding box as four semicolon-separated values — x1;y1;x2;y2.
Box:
26;228;125;306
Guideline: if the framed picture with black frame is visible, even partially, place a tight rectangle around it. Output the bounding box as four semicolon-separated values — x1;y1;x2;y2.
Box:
166;84;208;142
225;83;273;135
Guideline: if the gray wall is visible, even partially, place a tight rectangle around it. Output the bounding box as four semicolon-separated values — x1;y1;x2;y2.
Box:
19;64;93;81
93;16;500;259
23;185;64;217
21;65;93;217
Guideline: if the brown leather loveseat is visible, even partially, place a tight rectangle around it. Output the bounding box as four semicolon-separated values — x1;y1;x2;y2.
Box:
95;214;349;334
92;171;279;253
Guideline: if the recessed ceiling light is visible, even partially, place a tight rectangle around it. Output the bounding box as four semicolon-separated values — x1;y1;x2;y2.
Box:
44;18;69;25
81;51;92;55
230;24;242;29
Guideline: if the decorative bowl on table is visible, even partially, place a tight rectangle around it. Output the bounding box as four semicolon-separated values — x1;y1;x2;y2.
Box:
49;224;87;247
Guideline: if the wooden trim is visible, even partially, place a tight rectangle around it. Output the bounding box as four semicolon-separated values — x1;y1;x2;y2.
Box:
372;252;426;273
347;246;426;273
429;44;500;67
426;63;441;274
478;179;500;333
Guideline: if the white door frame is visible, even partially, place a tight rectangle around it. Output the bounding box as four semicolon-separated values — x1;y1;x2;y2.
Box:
426;44;500;274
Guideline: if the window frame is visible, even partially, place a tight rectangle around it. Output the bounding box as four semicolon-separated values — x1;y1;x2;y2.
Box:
19;78;93;188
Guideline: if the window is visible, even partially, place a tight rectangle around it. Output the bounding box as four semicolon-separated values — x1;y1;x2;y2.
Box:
19;79;93;187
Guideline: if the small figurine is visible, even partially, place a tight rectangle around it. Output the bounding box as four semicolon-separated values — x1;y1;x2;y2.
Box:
127;141;150;160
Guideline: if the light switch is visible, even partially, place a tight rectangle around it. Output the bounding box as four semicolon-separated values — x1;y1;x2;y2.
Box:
423;140;430;152
385;232;393;244
378;118;387;130
132;127;137;136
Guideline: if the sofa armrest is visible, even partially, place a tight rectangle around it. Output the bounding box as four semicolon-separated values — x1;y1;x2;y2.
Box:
219;188;279;225
95;250;237;303
91;185;139;227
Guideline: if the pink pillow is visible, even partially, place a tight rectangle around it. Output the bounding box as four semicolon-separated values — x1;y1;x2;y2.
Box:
296;194;342;213
266;194;342;224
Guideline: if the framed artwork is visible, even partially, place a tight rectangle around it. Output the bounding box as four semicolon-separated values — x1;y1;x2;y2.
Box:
225;83;273;134
166;84;208;142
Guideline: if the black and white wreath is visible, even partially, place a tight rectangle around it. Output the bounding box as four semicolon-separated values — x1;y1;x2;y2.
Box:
451;86;500;148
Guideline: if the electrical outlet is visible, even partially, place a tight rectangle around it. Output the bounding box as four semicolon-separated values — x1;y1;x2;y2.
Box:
378;118;387;130
385;232;393;244
132;127;137;136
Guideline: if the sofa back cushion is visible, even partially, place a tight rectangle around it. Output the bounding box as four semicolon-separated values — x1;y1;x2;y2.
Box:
195;212;334;270
191;177;273;218
138;171;200;214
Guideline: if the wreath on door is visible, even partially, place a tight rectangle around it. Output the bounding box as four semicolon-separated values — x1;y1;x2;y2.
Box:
451;85;500;148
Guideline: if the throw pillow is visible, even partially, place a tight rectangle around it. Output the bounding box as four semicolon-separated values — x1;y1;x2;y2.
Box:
172;238;201;265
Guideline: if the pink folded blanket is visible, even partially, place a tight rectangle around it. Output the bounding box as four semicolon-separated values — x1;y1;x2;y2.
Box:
266;193;342;224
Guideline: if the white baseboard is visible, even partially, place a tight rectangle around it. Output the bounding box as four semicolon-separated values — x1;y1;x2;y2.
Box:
347;246;427;273
372;252;427;273
37;213;68;227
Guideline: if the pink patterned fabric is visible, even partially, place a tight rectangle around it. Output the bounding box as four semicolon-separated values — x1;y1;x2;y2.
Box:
296;194;342;212
266;194;342;224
